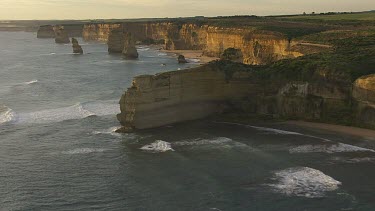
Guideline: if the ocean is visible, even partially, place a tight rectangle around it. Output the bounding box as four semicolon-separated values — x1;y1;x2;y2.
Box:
0;32;375;211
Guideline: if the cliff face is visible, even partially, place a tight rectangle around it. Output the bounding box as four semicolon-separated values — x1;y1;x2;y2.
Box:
122;32;139;59
82;22;317;65
117;61;375;131
54;27;70;44
353;74;375;128
37;25;55;38
108;29;125;53
117;64;256;129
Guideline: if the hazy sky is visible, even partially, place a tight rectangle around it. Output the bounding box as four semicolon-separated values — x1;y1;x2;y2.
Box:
0;0;374;20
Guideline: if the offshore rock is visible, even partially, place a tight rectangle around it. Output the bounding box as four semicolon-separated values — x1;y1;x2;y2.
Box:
37;25;55;38
108;29;125;54
178;55;188;63
71;38;83;54
122;32;139;59
221;48;244;63
54;27;70;44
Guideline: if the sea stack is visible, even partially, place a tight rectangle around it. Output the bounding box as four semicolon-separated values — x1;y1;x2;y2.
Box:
178;55;188;63
108;29;124;54
122;32;139;59
37;25;55;38
72;38;83;54
54;27;70;44
221;48;244;63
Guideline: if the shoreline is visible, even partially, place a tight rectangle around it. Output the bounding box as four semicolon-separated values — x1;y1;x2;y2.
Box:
160;49;219;63
283;121;375;140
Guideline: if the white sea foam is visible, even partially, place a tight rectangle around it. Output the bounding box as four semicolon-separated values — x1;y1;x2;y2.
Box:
140;140;174;153
214;121;333;142
331;157;375;164
158;53;167;56
174;137;233;146
24;80;38;85
93;126;122;137
15;101;119;125
269;167;341;198
289;143;375;154
0;106;16;124
173;137;249;149
137;47;150;51
62;148;107;155
187;58;201;63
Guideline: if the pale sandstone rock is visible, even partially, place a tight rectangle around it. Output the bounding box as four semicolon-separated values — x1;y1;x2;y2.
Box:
54;27;70;44
37;25;55;38
122;32;139;59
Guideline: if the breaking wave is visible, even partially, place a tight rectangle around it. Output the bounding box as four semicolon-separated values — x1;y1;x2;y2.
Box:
140;140;174;153
24;79;38;85
137;47;150;51
214;122;332;142
289;143;375;154
62;148;107;155
92;126;122;137
269;167;341;198
7;100;119;125
330;157;375;164
214;122;302;135
173;137;249;149
187;58;201;63
0;106;16;124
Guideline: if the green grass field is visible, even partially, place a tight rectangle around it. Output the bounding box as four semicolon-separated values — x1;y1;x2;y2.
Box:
282;12;375;21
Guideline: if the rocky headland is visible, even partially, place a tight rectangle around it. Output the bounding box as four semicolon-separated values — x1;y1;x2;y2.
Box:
35;16;375;131
116;32;375;131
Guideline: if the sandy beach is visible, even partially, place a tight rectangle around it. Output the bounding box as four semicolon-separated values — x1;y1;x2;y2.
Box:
161;49;219;63
285;121;375;140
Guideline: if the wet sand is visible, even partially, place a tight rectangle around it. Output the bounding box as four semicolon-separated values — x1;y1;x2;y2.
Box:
285;121;375;140
161;50;219;63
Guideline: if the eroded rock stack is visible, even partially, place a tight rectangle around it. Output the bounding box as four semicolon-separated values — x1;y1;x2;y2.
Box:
37;25;55;38
220;48;244;63
122;32;139;59
71;38;83;54
177;55;188;63
54;27;70;44
108;29;125;54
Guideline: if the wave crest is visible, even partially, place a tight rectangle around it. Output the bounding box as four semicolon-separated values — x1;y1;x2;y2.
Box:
62;148;107;155
289;143;375;154
15;100;119;125
140;140;174;153
269;167;341;198
0;106;16;124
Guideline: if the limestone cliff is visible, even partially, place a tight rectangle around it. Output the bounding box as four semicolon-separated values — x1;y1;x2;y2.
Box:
37;25;55;38
122;32;139;59
54;27;70;44
72;38;83;54
353;74;375;128
117;63;256;129
117;59;375;131
108;29;125;53
82;22;316;65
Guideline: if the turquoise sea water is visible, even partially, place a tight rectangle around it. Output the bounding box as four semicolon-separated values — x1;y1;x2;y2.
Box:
1;32;375;211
